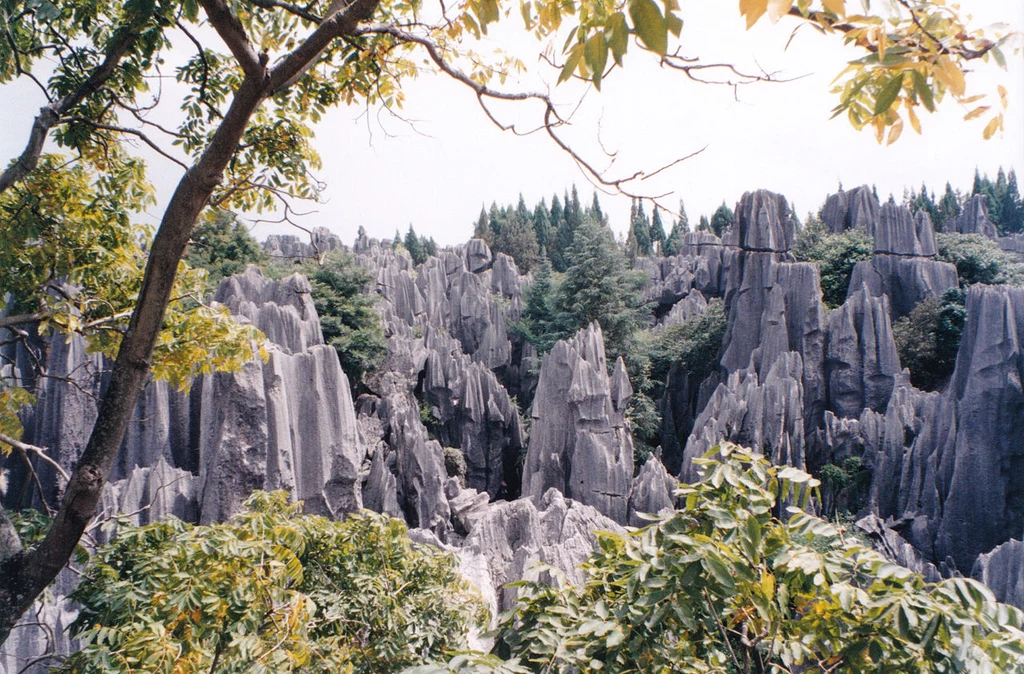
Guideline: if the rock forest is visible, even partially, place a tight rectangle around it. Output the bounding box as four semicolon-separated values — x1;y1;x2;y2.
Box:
3;0;1024;671
3;171;1024;671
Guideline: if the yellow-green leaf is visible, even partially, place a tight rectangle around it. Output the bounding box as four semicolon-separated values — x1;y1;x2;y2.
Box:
963;106;989;122
766;0;792;23
630;0;668;56
559;43;584;84
822;0;844;17
874;74;903;115
739;0;768;28
911;70;935;112
983;114;1002;140
934;55;966;98
607;12;629;65
584;32;609;89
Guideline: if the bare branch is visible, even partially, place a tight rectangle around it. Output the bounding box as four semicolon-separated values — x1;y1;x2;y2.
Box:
0;314;46;331
0;433;71;485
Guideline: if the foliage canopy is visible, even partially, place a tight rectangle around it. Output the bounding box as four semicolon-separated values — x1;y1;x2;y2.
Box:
484;445;1024;673
60;492;488;673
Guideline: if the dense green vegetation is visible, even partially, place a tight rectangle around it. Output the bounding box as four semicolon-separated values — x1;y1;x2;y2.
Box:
893;289;967;392
936;233;1024;287
60;492;487;674
184;210;269;289
793;219;875;309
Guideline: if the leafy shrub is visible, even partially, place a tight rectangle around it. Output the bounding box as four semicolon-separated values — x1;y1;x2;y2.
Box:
819;455;871;519
443;446;467;482
648;299;727;386
61;492;487;673
793;221;874;308
893;288;967;391
477;444;1024;674
936;232;1024;287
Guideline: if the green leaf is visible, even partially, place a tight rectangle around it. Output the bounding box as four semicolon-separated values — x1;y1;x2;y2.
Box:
911;70;936;113
559;44;584;84
874;74;904;116
607;12;629;66
629;0;668;56
584;32;609;89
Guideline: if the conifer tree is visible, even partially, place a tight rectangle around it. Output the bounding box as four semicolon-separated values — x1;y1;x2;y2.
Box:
938;182;962;228
710;201;735;237
650;207;666;255
533;199;551;252
629;198;653;256
590;192;605;223
1003;170;1023;234
404;224;426;264
474;206;490;240
493;211;540;272
697;215;711;233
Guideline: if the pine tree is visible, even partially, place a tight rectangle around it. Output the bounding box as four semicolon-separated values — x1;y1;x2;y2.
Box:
938;182;961;228
650;207;666;254
710;202;735;237
629;198;653;256
518;259;561;353
474;206;490;240
533;199;551;251
493;211;540;272
697;215;711;233
404;224;426;264
568;185;584;229
516;193;531;223
1002;170;1022;234
556;216;649;359
552;192;579;272
589;192;605;224
393;229;402;248
488;202;502;241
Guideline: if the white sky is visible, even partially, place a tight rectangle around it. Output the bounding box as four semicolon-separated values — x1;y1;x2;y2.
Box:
2;1;1022;246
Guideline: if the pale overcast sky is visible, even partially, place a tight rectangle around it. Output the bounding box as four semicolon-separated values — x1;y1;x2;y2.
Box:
2;1;1022;246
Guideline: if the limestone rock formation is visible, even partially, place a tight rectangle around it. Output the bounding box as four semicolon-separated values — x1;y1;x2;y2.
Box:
825;286;902;419
946;194;998;238
972;540;1024;609
682;352;807;481
521;324;634;523
820;185;880;235
628;456;677;527
461;488;625;611
263;226;343;261
872;203;938;256
847;255;958;318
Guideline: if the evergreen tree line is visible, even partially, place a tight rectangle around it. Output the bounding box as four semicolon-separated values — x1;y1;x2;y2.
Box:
903;166;1023;235
473;187;743;272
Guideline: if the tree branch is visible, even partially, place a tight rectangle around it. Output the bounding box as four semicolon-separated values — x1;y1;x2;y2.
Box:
199;0;263;77
61;117;189;170
0;433;71;485
0;22;142;195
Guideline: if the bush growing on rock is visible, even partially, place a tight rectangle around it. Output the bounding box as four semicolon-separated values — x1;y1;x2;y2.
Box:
892;288;967;391
936;233;1024;287
793;220;874;309
60;492;487;673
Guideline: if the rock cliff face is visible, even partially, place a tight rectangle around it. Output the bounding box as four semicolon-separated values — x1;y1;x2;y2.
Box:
521;324;634;524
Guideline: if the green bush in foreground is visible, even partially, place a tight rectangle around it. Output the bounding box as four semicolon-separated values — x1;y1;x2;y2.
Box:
61;493;487;674
421;444;1024;673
